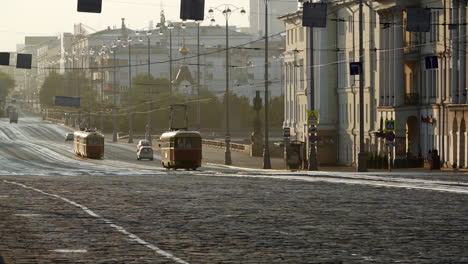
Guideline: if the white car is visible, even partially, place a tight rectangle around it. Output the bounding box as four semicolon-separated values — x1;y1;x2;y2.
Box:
137;146;153;161
137;140;151;151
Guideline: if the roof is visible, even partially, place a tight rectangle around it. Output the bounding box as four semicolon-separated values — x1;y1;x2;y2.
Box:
160;130;201;139
174;65;194;85
74;130;104;137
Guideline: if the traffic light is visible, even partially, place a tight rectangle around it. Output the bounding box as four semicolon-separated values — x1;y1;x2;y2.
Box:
78;0;102;13
180;0;205;21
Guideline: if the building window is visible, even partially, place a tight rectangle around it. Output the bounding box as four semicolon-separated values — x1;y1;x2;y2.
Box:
338;18;345;35
348;15;354;33
338;52;346;88
299;59;304;90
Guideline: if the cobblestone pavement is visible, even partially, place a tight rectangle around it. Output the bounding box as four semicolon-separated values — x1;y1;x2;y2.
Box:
1;174;468;263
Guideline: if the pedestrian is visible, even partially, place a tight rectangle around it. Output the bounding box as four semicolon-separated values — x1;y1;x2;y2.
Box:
428;149;432;168
431;149;440;170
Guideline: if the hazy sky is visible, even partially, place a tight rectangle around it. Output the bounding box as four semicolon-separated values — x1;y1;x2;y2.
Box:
0;0;251;52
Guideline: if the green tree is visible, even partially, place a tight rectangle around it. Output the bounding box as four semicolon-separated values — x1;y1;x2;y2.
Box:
0;70;15;116
269;95;284;128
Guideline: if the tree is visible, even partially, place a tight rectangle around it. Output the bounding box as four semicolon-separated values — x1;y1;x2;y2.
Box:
0;70;14;116
0;69;15;100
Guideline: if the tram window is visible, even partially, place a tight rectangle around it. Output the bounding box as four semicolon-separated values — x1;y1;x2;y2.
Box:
87;137;103;146
175;137;201;149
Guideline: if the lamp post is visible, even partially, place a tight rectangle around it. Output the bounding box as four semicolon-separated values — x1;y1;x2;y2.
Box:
137;29;154;144
110;42;118;142
209;5;246;165
126;36;134;143
99;45;106;132
167;22;174;106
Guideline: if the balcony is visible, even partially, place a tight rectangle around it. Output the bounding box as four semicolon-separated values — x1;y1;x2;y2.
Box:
405;93;420;105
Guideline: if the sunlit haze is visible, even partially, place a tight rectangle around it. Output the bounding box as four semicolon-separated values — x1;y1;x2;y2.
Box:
0;0;251;51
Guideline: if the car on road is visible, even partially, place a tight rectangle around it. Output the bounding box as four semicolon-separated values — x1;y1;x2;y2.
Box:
65;132;74;141
137;139;151;150
137;146;153;160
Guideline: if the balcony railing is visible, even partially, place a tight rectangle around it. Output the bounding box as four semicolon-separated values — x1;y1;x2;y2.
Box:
405;93;420;105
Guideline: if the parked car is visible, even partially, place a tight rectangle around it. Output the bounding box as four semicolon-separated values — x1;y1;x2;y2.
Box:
137;139;151;150
137;146;153;161
65;132;74;141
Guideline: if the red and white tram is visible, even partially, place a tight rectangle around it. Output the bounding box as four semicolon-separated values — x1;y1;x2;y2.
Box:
73;130;105;159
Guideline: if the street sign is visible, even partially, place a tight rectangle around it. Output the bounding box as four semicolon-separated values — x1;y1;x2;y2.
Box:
308;126;317;134
384;120;396;132
386;131;396;142
55;96;81;107
349;62;362;75
283;127;291;138
307;110;319;125
309;135;317;143
425;56;438;69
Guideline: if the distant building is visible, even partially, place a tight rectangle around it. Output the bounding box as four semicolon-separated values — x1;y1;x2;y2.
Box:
249;0;297;37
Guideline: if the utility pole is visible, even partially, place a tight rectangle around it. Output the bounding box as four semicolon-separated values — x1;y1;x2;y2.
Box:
357;0;367;172
197;22;201;131
112;46;118;142
100;54;104;132
263;0;272;169
225;12;232;165
128;40;134;143
308;26;318;171
147;34;152;144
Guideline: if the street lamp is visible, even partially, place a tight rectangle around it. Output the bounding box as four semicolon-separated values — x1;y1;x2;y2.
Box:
209;4;246;166
126;36;134;143
110;42;118;142
137;29;154;144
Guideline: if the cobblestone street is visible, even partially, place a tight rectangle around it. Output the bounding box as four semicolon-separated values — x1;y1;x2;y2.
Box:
1;173;468;263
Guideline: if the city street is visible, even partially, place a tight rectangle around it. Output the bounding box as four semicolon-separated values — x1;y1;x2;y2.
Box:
1;117;468;263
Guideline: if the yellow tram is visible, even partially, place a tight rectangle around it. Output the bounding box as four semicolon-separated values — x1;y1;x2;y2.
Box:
73;130;105;159
160;130;202;170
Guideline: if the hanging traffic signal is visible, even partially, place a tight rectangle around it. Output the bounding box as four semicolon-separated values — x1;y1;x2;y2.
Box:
406;8;431;32
180;0;205;21
0;52;10;66
77;0;102;13
302;2;327;28
16;54;32;69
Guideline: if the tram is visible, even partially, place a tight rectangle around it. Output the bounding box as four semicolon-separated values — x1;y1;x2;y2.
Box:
73;130;105;159
159;130;202;170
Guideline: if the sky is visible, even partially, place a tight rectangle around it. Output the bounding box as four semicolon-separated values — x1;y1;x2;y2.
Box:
0;0;251;52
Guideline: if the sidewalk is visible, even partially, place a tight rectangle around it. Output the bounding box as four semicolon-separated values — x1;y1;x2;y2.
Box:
52;121;468;174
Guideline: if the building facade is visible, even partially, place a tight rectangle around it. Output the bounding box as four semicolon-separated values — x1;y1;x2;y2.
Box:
376;0;467;168
279;1;380;166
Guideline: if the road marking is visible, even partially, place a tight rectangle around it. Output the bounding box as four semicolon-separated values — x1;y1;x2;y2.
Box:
3;180;190;264
50;249;87;253
14;214;41;217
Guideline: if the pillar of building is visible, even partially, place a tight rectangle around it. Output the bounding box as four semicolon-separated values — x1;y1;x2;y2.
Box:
394;10;404;107
380;26;386;107
389;21;395;106
456;131;461;168
464;131;468;168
